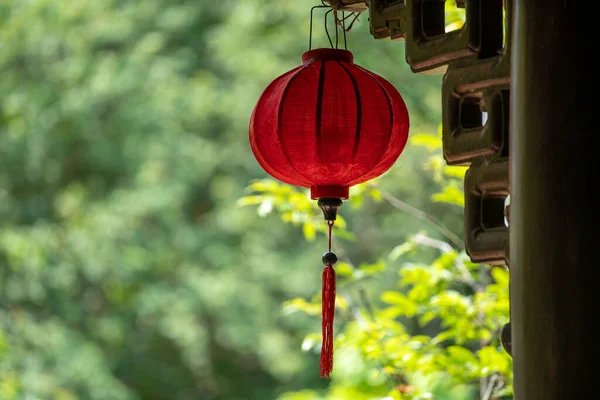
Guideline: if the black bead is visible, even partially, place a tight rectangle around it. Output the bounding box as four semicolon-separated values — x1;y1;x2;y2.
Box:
322;251;338;266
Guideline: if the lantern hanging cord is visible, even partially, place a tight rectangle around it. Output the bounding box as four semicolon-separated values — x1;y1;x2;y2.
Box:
334;10;339;49
309;5;330;51
341;11;347;50
325;9;344;50
343;12;361;32
324;9;334;48
328;220;334;252
309;2;361;51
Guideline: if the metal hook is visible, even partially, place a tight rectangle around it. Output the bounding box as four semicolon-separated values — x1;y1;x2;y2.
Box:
309;5;329;50
341;11;347;50
346;12;361;31
310;2;355;51
324;9;334;48
334;10;339;49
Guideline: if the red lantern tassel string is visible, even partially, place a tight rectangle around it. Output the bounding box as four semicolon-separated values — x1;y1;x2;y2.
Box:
320;220;337;378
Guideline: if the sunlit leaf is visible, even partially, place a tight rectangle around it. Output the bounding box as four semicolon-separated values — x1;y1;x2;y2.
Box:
431;185;464;207
447;346;478;366
335;262;354;278
282;298;320;316
359;261;386;275
410;133;442;151
478;346;510;376
250;179;280;193
349;192;364;209
368;187;383;202
336;295;349;312
236;195;264;207
257;197;274;216
302;222;316;241
381;292;418;317
432;330;456;345
491;266;509;286
389;242;416;261
419;311;437;327
445;0;466;31
443;165;467;179
301;333;322;352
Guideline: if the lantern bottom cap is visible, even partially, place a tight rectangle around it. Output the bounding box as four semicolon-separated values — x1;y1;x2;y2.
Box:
310;185;349;200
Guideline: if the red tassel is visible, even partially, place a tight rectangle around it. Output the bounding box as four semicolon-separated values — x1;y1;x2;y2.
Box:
320;263;336;378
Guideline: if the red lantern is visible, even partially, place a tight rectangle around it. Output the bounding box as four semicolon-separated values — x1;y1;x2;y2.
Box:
250;48;409;201
249;48;409;378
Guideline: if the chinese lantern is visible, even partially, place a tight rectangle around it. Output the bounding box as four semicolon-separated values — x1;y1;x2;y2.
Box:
249;47;409;378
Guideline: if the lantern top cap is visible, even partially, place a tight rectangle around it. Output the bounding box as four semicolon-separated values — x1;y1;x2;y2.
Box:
302;48;354;64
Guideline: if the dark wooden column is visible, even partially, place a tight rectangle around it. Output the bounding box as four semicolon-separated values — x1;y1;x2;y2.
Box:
511;1;594;398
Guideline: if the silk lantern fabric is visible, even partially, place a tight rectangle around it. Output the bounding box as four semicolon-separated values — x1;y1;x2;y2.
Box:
249;48;409;200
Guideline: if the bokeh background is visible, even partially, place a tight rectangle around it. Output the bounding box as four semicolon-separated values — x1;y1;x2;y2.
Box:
0;1;510;399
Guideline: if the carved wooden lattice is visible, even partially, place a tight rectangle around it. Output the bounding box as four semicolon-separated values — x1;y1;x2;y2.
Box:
368;0;511;266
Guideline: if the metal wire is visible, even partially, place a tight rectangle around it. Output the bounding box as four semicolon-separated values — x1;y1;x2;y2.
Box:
346;12;361;31
334;10;339;49
324;9;334;48
310;2;360;51
309;5;329;50
341;11;347;50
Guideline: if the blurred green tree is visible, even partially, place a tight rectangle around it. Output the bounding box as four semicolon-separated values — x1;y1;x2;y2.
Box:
0;1;509;400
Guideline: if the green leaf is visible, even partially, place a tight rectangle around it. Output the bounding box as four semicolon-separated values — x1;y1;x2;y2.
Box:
491;266;509;286
302;222;316;241
447;346;479;366
419;311;437;327
432;330;456;345
257;198;274;216
478;346;510;376
381;291;406;305
408;284;431;303
410;133;442;151
300;333;322;352
431;185;464;207
443;165;467;179
250;179;280;193
358;261;386;275
334;262;354;278
389;242;416;261
333;215;347;229
368;187;382;202
349;192;364;209
236;195;264;207
431;291;469;308
282;298;320;316
381;291;418;317
400;266;432;285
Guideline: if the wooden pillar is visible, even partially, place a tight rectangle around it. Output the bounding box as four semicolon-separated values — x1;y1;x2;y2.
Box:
511;1;595;398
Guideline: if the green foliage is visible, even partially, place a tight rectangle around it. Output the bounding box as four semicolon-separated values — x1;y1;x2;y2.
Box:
445;1;467;32
0;0;509;399
242;135;512;399
238;180;356;242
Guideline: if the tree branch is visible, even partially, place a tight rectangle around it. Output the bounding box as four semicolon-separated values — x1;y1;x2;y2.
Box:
481;374;499;400
413;233;453;253
374;186;465;250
